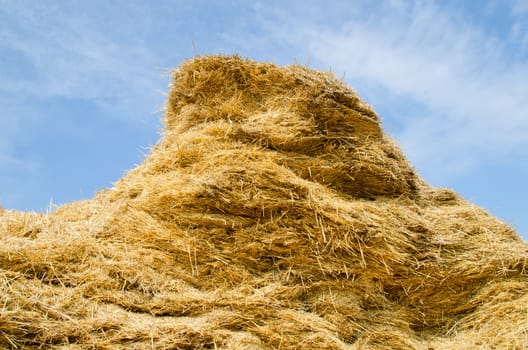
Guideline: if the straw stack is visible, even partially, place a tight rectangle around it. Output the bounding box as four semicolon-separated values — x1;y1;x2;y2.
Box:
1;55;526;349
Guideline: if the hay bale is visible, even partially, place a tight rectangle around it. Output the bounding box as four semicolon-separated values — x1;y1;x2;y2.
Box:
1;55;527;349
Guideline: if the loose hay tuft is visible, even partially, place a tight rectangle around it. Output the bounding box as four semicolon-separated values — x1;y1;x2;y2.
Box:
1;55;527;349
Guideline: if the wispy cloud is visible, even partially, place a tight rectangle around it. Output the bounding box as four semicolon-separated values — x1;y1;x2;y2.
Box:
510;0;528;55
251;1;528;181
511;0;528;15
0;1;170;209
0;1;165;119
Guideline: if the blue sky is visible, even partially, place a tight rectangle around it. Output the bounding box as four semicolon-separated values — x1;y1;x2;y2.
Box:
1;0;527;240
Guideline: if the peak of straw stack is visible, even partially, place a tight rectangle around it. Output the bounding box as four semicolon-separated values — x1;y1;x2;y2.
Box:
1;55;527;349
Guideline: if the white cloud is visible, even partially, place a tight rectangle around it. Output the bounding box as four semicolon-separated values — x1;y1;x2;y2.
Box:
0;2;164;119
511;0;528;15
252;1;528;180
0;2;168;208
509;0;528;55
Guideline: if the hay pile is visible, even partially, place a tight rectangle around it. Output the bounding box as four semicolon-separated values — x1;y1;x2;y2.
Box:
1;55;527;349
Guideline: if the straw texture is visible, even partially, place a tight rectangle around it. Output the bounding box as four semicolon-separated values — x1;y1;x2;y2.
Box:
1;55;526;349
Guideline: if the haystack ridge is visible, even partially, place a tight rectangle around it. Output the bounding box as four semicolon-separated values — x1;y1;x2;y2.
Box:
1;55;527;349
